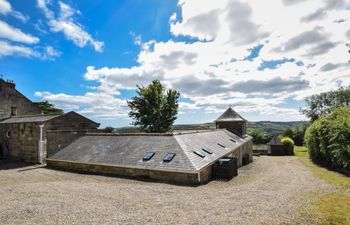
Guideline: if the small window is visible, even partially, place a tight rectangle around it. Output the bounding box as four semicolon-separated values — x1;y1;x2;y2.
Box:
11;107;17;116
6;131;11;139
202;148;213;154
193;151;205;158
230;139;236;143
143;152;155;161
217;143;226;148
163;153;176;162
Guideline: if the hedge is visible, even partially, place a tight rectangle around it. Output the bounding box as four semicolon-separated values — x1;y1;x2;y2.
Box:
304;107;350;170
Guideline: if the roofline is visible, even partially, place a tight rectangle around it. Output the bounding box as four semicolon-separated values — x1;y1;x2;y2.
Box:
63;111;100;126
45;158;199;174
84;129;221;137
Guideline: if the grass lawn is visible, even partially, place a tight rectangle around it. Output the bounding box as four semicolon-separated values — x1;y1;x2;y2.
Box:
294;146;350;224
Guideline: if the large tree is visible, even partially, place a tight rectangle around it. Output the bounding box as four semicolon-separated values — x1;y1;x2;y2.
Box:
34;101;64;115
301;86;350;121
127;80;180;133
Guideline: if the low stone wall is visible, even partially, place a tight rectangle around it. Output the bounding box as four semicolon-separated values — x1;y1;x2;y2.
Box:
46;159;202;185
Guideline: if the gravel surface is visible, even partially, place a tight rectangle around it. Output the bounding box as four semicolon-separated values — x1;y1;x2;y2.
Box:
0;156;334;225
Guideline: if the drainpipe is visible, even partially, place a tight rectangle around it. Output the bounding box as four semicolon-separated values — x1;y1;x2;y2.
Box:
38;124;44;164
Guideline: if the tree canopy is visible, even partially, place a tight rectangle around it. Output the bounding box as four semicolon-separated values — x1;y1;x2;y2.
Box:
301;86;350;121
127;80;180;133
34;101;64;115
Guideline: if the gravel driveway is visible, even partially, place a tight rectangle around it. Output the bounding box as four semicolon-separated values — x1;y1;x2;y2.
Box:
0;156;333;225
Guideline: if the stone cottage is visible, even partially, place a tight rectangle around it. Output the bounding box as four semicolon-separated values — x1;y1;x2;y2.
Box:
0;79;99;163
0;79;42;120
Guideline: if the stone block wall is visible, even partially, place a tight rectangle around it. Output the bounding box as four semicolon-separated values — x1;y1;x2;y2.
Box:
0;80;42;120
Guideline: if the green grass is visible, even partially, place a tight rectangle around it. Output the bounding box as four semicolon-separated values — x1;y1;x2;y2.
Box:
293;145;308;157
294;145;350;224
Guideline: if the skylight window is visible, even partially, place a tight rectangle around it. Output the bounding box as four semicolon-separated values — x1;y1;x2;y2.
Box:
230;139;236;143
217;143;226;148
193;151;205;158
202;148;213;154
143;152;155;161
163;153;176;162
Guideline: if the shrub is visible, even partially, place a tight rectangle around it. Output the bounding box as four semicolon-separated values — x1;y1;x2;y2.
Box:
305;107;350;170
281;137;294;155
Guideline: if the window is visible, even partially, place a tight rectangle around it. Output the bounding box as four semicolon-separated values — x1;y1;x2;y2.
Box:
217;143;226;148
163;153;176;162
143;152;155;161
6;131;11;139
230;139;236;143
193;151;205;158
202;148;213;154
11;107;17;116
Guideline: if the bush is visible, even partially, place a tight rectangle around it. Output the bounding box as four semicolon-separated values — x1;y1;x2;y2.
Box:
281;137;294;155
305;107;350;170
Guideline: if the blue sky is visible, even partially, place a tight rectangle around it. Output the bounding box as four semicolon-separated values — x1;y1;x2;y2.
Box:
1;0;349;127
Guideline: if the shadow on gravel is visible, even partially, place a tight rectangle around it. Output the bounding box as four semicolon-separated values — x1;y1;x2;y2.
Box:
0;159;34;170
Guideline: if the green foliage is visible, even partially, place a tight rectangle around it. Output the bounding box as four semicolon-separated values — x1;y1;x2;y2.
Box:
34;101;64;115
305;107;350;170
127;80;180;133
301;86;350;121
104;126;114;133
247;129;272;144
281;137;294;155
291;125;307;146
282;128;293;137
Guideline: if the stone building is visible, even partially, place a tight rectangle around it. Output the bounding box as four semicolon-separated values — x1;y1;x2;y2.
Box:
0;112;99;163
267;137;285;156
46;108;253;184
0;79;42;120
215;107;247;136
0;79;99;163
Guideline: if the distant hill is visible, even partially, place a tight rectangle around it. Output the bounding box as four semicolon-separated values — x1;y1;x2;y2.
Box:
114;121;308;135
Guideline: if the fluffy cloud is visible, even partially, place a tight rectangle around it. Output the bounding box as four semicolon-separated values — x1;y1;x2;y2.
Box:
0;20;39;44
37;0;350;122
37;0;104;52
0;0;28;22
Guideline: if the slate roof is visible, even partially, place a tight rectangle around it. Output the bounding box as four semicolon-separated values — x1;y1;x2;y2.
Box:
0;114;61;123
48;129;252;173
215;107;246;122
267;137;283;145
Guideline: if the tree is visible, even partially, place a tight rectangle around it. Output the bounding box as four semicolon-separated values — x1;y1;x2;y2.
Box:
127;80;180;133
301;86;350;121
282;128;293;138
34;101;64;115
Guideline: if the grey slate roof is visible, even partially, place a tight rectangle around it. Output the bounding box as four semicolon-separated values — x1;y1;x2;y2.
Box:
268;137;283;145
0;114;61;123
48;129;252;173
215;107;246;122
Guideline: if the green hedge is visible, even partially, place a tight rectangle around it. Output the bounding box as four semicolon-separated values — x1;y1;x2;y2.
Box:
305;107;350;170
281;137;294;155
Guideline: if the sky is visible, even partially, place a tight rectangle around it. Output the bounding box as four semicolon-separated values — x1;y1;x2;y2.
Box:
0;0;349;128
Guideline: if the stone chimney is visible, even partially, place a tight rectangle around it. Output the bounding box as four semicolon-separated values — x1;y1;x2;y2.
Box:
5;79;16;89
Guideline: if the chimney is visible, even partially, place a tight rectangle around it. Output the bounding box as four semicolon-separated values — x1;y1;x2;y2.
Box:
5;80;16;89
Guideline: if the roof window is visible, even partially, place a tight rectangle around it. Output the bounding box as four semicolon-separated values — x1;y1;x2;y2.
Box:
202;148;213;154
143;152;155;161
193;151;205;158
230;139;236;143
217;143;226;148
163;153;176;162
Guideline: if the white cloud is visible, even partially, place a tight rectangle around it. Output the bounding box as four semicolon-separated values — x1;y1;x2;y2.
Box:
0;20;39;44
0;40;39;58
0;0;28;22
0;0;11;15
37;0;350;122
37;0;104;52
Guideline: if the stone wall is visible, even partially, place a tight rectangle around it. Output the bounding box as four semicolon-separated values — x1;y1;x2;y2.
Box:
216;121;246;136
0;122;40;162
0;79;42;120
46;159;202;185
